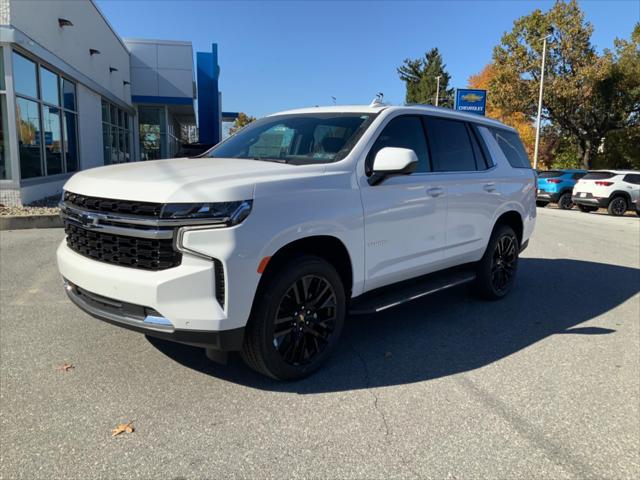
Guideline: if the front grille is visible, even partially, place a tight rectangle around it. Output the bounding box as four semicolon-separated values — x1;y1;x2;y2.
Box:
65;223;182;271
64;191;162;217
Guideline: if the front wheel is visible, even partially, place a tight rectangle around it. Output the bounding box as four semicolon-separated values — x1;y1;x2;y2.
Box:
557;192;574;210
241;255;346;380
607;196;628;216
473;225;519;300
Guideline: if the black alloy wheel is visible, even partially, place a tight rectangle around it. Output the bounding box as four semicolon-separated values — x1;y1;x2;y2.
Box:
558;192;574;210
241;254;346;380
490;233;518;295
273;274;338;366
473;224;519;300
608;196;627;216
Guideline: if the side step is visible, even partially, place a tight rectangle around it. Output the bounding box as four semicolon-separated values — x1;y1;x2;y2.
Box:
349;268;476;315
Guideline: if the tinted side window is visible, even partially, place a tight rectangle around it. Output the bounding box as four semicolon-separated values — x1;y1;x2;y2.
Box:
468;124;490;170
623;174;640;185
424;117;476;172
368;116;429;173
490;128;531;169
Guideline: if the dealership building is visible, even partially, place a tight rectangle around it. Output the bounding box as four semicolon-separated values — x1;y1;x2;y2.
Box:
0;0;231;206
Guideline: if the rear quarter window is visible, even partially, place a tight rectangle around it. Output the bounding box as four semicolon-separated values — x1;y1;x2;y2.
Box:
623;174;640;185
489;128;531;169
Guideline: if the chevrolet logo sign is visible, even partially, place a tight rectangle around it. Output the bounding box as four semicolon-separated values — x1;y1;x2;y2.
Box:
461;93;483;103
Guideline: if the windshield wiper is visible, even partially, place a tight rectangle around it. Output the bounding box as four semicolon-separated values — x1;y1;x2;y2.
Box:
252;157;289;164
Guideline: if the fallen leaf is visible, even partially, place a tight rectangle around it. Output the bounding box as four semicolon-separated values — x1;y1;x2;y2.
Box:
384;351;392;358
111;421;135;437
56;362;74;372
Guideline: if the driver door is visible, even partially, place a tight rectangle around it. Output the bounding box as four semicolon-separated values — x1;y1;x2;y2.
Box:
359;115;448;291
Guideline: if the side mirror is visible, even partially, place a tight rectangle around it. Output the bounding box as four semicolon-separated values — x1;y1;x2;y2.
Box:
369;147;418;185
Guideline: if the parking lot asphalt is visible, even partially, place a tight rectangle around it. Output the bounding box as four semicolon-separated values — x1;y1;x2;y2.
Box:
1;208;639;480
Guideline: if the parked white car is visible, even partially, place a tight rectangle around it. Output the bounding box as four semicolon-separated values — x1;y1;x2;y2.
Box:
572;170;640;216
57;104;536;380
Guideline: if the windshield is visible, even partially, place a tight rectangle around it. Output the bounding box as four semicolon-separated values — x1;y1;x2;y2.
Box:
207;113;375;165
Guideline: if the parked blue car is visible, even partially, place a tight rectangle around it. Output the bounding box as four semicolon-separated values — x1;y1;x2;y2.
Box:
537;169;588;209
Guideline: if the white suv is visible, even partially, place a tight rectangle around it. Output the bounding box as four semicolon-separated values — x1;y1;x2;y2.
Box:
57;105;536;380
572;170;640;216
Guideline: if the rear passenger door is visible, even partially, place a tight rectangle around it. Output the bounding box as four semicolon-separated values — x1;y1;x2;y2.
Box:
422;116;501;265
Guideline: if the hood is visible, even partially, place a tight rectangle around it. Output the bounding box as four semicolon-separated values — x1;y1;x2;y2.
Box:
63;157;326;203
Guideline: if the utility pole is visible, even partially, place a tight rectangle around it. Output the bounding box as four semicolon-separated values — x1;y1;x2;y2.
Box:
533;31;553;170
435;75;441;107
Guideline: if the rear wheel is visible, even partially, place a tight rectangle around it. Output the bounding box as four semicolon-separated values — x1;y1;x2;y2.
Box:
607;196;628;216
578;204;597;213
473;224;519;300
241;255;345;380
536;201;549;208
557;192;574;210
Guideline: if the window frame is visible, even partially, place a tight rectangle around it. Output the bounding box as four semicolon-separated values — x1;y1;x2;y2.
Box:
421;115;483;174
365;114;432;176
11;48;79;180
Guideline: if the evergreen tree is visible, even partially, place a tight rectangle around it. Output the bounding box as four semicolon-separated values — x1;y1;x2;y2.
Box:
398;48;454;108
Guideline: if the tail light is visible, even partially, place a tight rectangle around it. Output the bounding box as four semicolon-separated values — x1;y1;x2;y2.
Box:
547;179;562;184
595;181;613;186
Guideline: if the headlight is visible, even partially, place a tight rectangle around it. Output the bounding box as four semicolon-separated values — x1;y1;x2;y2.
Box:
160;200;252;226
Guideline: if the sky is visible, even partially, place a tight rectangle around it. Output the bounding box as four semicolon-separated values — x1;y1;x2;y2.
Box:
96;0;639;118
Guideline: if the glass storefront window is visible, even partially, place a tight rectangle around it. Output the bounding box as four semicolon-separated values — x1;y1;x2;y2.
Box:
13;52;38;98
102;123;110;165
63;111;78;172
16;97;43;178
1;95;10;179
139;106;165;160
40;67;60;106
110;126;119;164
101;100;109;123
0;47;5;91
43;106;63;175
62;78;76;111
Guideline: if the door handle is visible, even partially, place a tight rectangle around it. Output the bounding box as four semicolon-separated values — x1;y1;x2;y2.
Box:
426;187;444;197
483;182;497;193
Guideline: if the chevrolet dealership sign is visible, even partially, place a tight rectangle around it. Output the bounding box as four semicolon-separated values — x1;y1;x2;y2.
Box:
455;89;487;116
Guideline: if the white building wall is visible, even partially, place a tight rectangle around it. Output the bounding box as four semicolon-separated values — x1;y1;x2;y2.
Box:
125;39;194;99
7;0;131;105
77;83;103;170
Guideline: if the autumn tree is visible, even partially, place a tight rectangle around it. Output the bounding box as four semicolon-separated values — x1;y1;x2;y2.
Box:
229;112;257;135
490;0;640;168
398;48;454;107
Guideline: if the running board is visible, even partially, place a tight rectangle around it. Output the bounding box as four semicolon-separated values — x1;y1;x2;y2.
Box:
349;268;476;315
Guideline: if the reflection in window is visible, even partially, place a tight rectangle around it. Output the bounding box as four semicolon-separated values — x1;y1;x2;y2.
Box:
40;67;60;106
139;106;166;160
62;78;76;111
13;52;37;98
63;111;78;172
16;97;43;178
1;96;10;179
43;106;63;175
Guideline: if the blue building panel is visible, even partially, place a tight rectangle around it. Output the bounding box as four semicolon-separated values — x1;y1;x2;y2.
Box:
197;44;221;145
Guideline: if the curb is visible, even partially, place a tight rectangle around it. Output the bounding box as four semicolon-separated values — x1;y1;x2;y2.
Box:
0;215;63;230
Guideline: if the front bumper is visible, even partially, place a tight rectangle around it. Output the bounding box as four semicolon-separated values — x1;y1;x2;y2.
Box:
64;279;244;349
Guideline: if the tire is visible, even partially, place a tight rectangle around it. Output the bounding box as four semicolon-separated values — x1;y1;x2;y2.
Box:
473;224;519;300
241;254;346;380
536;201;549;208
607;196;628;216
578;204;597;213
557;192;574;210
